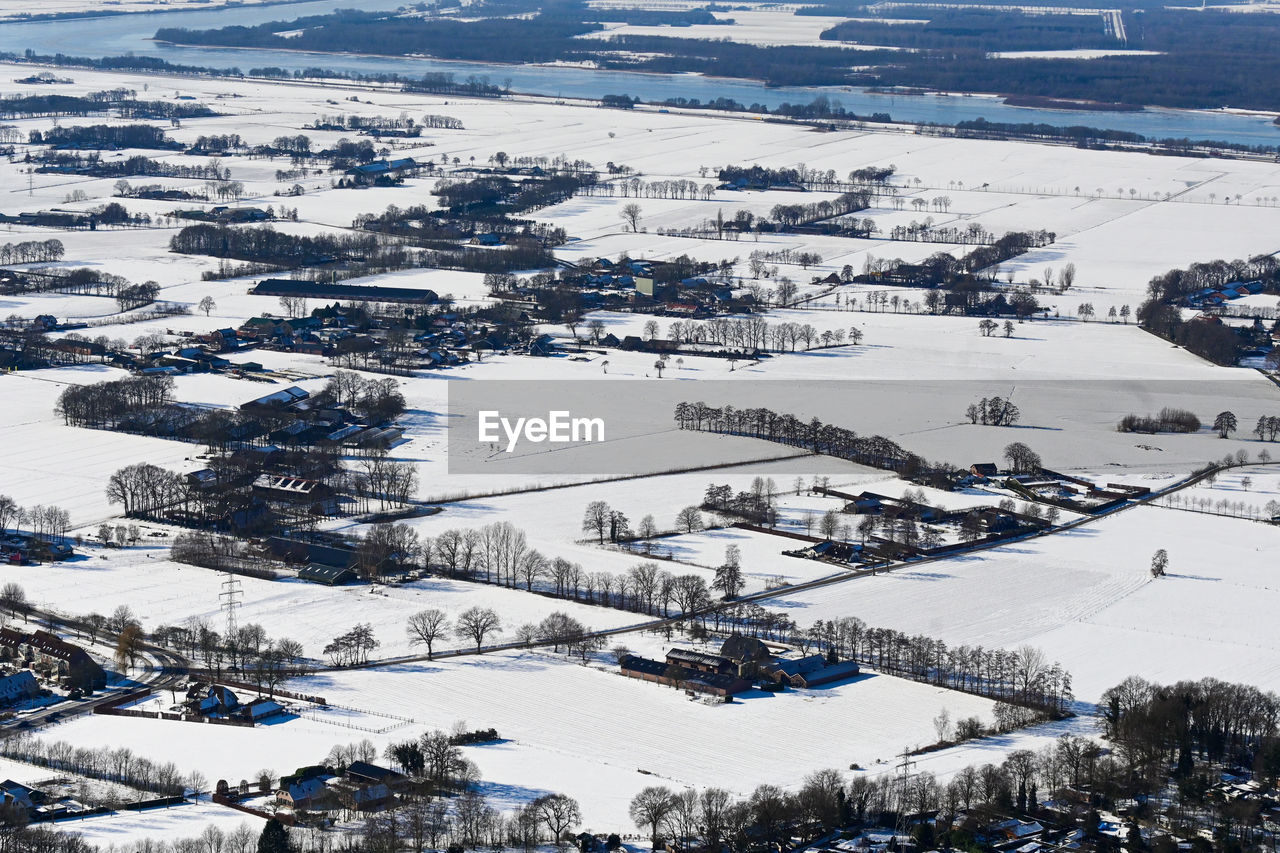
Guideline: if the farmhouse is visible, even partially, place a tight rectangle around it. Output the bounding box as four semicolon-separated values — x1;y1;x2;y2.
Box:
240;385;310;413
297;564;359;585
619;654;751;698
0;779;45;814
277;772;333;811
760;654;861;688
719;634;773;671
0;671;40;705
186;683;240;716
345;761;406;789
252;475;339;515
665;648;735;675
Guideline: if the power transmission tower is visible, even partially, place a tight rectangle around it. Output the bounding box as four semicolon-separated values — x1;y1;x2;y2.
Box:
893;747;916;847
219;572;242;639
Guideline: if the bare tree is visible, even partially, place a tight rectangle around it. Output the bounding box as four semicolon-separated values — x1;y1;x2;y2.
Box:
630;786;678;849
582;501;610;543
406;609;450;659
1003;442;1041;474
532;793;581;846
674;505;704;533
0;582;24;618
621;203;643;232
455;607;502;652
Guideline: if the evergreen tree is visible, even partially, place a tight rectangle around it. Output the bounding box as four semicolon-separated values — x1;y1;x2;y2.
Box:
258;817;290;853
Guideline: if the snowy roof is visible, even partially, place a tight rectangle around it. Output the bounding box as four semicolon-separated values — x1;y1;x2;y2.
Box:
242;386;309;408
253;475;321;495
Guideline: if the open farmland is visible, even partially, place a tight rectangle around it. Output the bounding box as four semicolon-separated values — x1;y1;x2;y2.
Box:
0;43;1275;851
760;503;1280;701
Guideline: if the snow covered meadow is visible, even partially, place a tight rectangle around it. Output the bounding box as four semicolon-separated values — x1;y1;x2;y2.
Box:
761;502;1280;702
0;59;1277;844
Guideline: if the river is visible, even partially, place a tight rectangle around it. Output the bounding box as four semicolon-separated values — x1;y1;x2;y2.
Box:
1;0;1278;147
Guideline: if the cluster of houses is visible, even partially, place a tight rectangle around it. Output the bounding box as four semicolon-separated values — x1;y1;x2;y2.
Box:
275;760;406;816
265;536;365;586
788;485;1052;562
620;634;861;699
174;205;273;225
1182;279;1271;309
0;209;97;229
224;302;512;370
166;385;405;527
341;157;423;187
534;256;748;318
184;682;287;723
0;629;107;693
1002;471;1150;515
236;385;404;452
0;532;73;564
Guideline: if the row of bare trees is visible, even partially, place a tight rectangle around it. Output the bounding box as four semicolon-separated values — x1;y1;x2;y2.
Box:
675;402;940;481
0;238;64;267
151;616;307;689
0;734;194;797
0;494;71;541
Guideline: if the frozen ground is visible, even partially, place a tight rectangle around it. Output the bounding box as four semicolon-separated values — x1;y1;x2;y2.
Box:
41;648;998;828
577;9;902;49
14;544;647;658
3;63;1280;313
988;49;1164;59
760;501;1280;701
54;803;263;847
0;59;1276;842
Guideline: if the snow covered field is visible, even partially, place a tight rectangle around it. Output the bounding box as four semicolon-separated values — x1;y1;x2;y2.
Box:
577;9;898;49
54;803;263;848
4;63;1280;315
0;0;306;21
12;546;647;658
760;502;1280;701
42;648;998;828
0;58;1278;844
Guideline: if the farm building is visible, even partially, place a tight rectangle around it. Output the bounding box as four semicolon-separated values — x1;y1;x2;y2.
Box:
618;654;751;698
0;671;39;704
760;655;862;688
250;279;438;305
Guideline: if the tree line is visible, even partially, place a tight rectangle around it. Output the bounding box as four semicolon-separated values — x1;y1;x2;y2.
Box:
169;223;383;268
0;734;192;797
29;123;178;149
0;89;214;120
0;494;71;542
0;238;64;266
675;401;954;485
35;152;226;181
